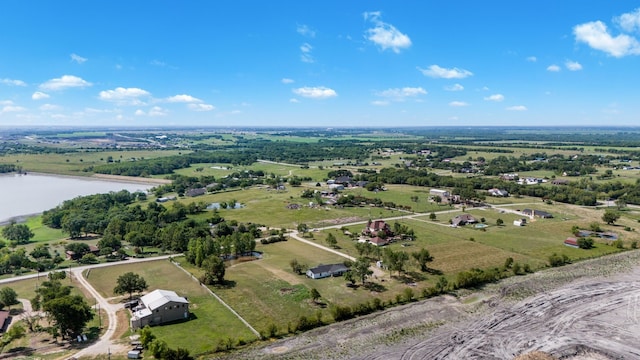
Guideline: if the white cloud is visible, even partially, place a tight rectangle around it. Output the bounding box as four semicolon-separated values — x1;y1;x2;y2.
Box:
148;106;168;117
293;86;337;99
615;8;640;33
1;78;27;86
371;100;390;106
376;87;427;101
565;60;583;71
449;101;469;107
364;11;412;53
188;103;215;111
70;53;87;64
444;83;464;91
289;98;300;103
39;104;62;111
484;94;504;102
166;94;202;103
2;105;26;113
300;43;314;63
32;91;50;100
506;105;527;111
0;100;13;106
574;21;640;57
150;59;167;67
297;24;316;38
526;56;537;62
418;65;473;79
134;109;145;116
281;78;295;84
40;75;92;91
547;64;561;72
99;87;150;105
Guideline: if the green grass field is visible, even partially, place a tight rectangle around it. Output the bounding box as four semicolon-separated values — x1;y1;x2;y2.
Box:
85;259;258;354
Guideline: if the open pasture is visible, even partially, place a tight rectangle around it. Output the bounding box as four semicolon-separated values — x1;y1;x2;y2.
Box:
85;259;257;354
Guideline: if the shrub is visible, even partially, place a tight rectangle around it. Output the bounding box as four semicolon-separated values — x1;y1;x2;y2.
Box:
548;253;570;267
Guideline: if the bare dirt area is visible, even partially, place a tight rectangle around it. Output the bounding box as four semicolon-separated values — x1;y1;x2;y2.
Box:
223;250;640;360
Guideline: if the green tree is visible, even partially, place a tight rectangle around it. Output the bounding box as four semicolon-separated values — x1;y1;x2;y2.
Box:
325;233;338;248
351;257;373;284
43;295;94;339
289;258;305;275
602;209;621;225
429;212;436;221
113;272;148;300
0;323;25;350
310;288;321;303
1;223;34;244
297;223;308;234
577;237;594;249
0;287;19;310
139;325;156;347
201;256;226;284
411;248;434;272
496;218;504;226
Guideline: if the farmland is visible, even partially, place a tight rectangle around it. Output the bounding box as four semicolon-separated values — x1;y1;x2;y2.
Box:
2;126;640;359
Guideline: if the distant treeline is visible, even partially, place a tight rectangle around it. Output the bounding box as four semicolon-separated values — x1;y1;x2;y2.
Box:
0;164;17;173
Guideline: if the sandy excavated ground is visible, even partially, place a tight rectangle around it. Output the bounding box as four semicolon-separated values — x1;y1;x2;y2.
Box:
223;250;640;360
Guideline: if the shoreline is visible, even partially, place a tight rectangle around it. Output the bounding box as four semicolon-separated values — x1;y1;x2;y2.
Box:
0;212;42;226
0;171;170;185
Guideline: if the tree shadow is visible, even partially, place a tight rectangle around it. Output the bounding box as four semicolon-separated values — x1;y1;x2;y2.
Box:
213;280;237;289
363;282;387;293
426;268;444;275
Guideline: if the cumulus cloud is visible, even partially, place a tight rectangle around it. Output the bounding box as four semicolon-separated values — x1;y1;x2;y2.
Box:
1;105;26;113
364;11;412;53
615;8;640;33
376;87;427;101
0;100;14;106
444;83;464;91
297;24;316;38
449;101;469;107
99;87;150;105
506;105;527;111
281;78;295;84
140;106;168;117
565;60;583;71
32;91;50;100
166;94;202;103
526;56;537;62
547;64;561;72
70;53;87;64
40;75;92;91
300;43;314;63
574;20;640;57
188;103;215;111
289;98;300;103
418;65;473;79
1;78;27;86
293;86;337;99
484;94;504;102
39;104;62;111
371;100;390;106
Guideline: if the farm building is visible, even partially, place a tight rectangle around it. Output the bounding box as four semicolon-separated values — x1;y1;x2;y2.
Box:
488;188;509;197
185;188;206;197
564;237;579;248
513;218;527;226
130;289;189;329
368;237;389;246
430;188;450;199
306;263;349;279
362;220;391;237
451;214;477;226
522;209;553;218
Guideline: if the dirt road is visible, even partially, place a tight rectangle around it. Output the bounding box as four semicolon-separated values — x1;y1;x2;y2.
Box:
226;250;640;360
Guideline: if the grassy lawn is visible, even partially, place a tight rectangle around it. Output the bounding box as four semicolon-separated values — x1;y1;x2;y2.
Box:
85;259;257;355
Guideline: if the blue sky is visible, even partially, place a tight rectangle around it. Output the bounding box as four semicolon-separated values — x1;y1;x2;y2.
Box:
1;1;639;127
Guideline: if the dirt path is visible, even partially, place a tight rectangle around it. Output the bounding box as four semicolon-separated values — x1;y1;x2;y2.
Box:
223;250;640;360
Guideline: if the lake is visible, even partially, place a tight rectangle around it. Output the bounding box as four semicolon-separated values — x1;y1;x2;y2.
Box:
0;173;156;224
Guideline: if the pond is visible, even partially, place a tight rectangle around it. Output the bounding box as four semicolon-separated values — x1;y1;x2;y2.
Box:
0;173;155;224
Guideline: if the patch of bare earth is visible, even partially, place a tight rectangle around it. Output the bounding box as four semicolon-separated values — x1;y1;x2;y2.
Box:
220;250;640;360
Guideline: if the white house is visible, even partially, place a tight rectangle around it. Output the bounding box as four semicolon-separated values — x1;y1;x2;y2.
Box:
306;263;349;279
130;289;189;329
